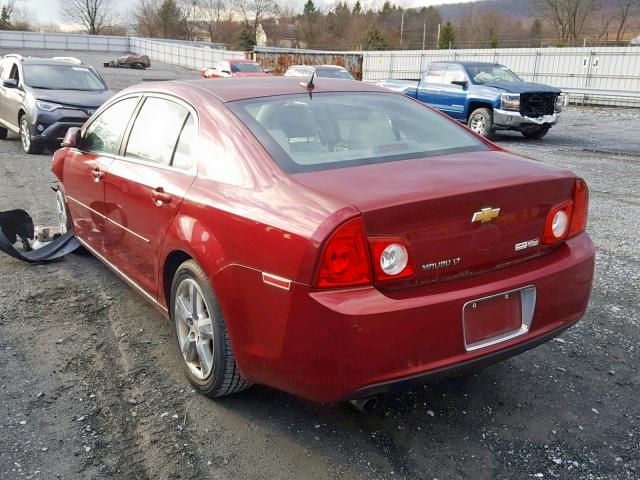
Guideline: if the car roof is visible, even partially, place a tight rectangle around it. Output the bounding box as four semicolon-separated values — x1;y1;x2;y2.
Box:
9;57;83;67
138;77;385;103
290;65;347;70
432;61;501;67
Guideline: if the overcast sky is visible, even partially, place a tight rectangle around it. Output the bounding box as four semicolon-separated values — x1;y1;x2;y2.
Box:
23;0;473;26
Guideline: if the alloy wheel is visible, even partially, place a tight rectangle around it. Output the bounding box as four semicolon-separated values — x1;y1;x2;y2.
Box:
174;278;215;380
470;114;486;135
20;117;31;152
55;189;68;234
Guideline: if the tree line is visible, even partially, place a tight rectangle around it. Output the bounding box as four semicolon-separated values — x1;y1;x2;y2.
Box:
2;0;639;50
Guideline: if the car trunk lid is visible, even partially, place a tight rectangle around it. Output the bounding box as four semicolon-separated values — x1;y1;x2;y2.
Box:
292;150;576;287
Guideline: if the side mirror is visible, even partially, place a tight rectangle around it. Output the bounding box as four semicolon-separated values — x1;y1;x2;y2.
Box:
62;127;81;148
2;79;18;88
451;80;468;88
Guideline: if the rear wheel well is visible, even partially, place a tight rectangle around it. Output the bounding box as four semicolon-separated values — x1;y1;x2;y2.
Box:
163;250;192;307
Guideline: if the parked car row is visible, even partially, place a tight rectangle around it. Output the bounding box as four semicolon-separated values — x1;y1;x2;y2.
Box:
1;53;593;406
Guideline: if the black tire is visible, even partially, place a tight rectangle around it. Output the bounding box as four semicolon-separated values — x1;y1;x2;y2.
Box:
170;259;250;398
521;126;550;139
0;126;7;139
19;114;42;154
467;108;495;139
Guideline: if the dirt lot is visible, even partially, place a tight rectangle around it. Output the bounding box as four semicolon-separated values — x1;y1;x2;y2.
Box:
0;51;638;480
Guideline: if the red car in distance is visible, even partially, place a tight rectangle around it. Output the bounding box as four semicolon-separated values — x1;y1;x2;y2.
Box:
200;59;271;78
51;78;594;404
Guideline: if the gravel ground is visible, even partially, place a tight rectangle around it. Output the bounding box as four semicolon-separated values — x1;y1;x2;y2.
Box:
0;50;638;480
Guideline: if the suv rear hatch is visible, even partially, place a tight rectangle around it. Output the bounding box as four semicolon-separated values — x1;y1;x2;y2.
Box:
293;150;576;287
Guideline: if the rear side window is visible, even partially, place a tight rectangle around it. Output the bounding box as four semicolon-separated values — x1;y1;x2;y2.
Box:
82;97;139;154
443;65;467;85
171;115;197;170
227;92;487;173
125;97;189;165
423;64;445;83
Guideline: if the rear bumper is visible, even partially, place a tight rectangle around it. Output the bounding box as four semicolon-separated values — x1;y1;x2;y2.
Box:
349;317;576;399
217;233;595;402
493;108;560;129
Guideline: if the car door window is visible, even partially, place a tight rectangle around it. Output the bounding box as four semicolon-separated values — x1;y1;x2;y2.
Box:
82;97;139;154
171;114;197;170
423;64;445;84
125;97;189;166
443;65;467;85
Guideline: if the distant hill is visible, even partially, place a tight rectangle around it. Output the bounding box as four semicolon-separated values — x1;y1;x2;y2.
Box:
436;0;538;21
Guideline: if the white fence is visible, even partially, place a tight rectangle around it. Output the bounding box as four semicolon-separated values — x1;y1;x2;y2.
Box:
2;29;639;106
0;30;129;52
129;37;244;70
363;47;640;106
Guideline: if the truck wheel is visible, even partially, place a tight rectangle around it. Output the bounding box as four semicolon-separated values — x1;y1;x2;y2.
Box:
468;108;494;139
521;126;550;139
170;259;251;398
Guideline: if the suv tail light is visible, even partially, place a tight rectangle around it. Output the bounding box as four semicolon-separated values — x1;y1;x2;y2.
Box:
369;238;415;282
542;179;589;245
315;218;372;288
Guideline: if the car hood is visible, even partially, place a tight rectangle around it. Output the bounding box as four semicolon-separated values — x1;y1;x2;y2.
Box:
479;82;561;94
32;88;115;108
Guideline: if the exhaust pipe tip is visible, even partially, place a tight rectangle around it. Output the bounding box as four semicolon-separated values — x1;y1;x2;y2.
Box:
349;396;378;412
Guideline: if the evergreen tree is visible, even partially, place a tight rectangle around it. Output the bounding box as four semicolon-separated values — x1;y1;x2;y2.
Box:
352;1;361;15
0;6;11;29
303;0;317;16
489;30;499;48
438;21;455;49
363;26;388;50
239;29;255;51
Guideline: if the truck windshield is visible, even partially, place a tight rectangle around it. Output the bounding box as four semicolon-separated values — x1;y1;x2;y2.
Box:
23;64;105;91
231;63;263;73
466;65;522;85
228;92;488;173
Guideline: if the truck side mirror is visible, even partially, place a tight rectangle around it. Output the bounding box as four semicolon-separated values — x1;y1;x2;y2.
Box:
451;80;468;88
2;79;18;88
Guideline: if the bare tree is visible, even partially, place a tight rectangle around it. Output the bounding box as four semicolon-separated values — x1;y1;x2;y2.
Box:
234;0;278;42
60;0;115;34
0;0;18;29
134;0;160;37
613;0;635;41
200;0;229;42
539;0;597;44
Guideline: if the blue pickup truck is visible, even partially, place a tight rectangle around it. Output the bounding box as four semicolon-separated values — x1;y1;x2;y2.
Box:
378;61;565;139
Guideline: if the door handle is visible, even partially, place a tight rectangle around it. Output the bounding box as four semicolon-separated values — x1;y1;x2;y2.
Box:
151;187;172;206
91;169;104;182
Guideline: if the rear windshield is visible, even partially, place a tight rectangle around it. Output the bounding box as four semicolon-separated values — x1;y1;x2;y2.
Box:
227;92;487;173
231;63;263;73
23;64;105;91
316;69;354;80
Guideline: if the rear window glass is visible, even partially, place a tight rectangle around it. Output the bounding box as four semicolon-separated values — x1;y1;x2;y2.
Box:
316;69;354;80
227;92;487;173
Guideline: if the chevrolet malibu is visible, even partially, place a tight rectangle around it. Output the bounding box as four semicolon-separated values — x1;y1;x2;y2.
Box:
51;78;595;403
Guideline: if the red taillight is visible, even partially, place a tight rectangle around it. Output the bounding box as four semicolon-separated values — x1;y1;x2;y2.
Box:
542;179;589;245
568;179;589;237
315;218;372;288
369;237;415;282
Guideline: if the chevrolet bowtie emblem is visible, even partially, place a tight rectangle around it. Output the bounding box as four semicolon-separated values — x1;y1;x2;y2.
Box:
472;207;500;223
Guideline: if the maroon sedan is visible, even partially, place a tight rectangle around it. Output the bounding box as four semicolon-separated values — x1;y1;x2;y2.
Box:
51;78;594;403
